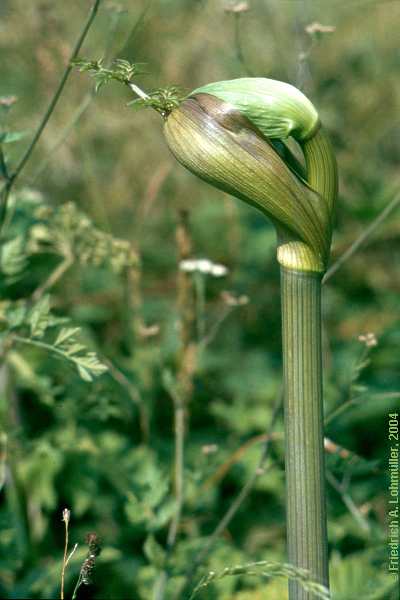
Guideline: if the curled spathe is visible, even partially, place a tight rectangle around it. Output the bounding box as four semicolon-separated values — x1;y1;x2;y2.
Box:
164;80;337;273
192;78;320;142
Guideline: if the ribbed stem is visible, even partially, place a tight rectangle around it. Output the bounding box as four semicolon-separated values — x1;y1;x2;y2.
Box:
280;267;329;599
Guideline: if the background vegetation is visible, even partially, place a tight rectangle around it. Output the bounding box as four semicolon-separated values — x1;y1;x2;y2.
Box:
0;0;399;598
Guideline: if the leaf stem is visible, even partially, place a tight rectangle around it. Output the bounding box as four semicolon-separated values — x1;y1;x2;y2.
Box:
128;82;150;101
12;334;74;360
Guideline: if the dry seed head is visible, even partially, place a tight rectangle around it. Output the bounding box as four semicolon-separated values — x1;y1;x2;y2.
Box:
62;508;71;524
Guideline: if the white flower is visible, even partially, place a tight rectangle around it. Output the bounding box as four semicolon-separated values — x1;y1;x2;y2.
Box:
179;259;198;273
358;332;378;348
179;258;228;277
210;264;228;277
197;259;214;273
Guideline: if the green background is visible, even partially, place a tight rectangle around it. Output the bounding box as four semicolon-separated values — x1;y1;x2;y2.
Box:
0;0;399;598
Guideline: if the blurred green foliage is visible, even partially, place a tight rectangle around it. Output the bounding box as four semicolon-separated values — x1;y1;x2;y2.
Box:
0;0;399;598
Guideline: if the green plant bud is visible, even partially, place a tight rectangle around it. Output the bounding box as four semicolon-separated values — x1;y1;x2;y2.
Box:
164;93;331;272
191;79;337;232
192;78;320;142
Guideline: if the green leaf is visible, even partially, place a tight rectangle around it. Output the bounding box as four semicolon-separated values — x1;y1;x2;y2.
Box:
73;353;108;380
64;342;86;357
124;493;148;527
54;327;81;347
29;295;51;339
77;365;93;382
3;302;27;329
0;235;28;278
143;534;166;569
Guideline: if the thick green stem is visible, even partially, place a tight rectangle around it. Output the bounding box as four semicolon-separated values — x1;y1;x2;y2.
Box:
280;267;329;599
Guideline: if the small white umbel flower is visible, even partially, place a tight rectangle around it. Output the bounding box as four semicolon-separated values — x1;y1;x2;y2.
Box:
179;258;228;277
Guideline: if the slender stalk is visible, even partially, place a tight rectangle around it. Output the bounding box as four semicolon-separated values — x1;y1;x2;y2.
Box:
72;573;83;600
32;254;73;302
60;510;70;600
153;386;185;600
175;210;197;401
280;267;329;599
233;13;253;76
31;92;94;183
12;0;102;182
153;211;196;600
102;356;149;441
32;2;151;183
326;471;370;533
323;191;400;284
0;0;102;229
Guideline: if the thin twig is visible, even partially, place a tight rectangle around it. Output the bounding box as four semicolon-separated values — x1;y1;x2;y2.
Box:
154;211;197;600
0;0;102;229
324;343;369;425
194;273;206;342
325;396;359;426
325;391;400;426
102;356;149;441
168;395;185;550
61;537;68;599
199;305;234;350
326;471;370;532
201;432;281;492
199;433;361;498
65;543;78;568
60;509;71;600
134;163;171;236
31;93;94;183
0;146;10;180
233;14;253;76
294;0;312;91
323;192;400;284
153;384;186;600
31;1;150;182
175;210;198;403
115;1;153;60
72;571;84;600
32;254;73;302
